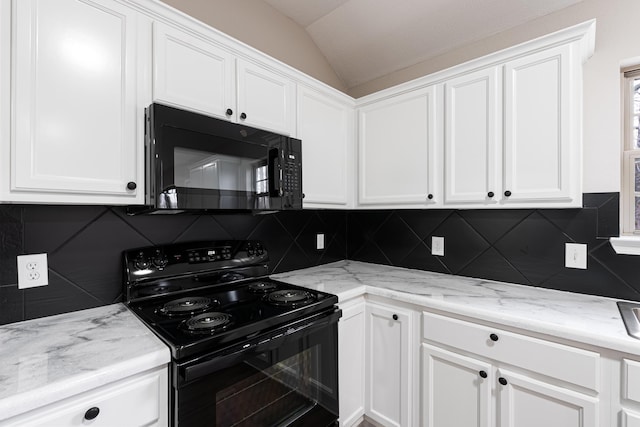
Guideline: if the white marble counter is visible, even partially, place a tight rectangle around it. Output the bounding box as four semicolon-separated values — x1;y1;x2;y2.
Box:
273;260;640;356
0;304;170;421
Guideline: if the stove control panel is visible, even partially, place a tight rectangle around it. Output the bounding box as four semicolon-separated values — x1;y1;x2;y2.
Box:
187;246;232;263
124;240;269;281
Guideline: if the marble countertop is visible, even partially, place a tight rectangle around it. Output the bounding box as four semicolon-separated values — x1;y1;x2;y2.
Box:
273;260;640;355
0;303;170;421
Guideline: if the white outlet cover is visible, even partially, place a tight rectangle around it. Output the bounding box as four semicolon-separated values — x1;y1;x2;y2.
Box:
316;233;325;250
17;253;49;289
432;236;445;256
565;243;587;269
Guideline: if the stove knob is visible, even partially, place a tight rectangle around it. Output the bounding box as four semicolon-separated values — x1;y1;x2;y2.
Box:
152;254;168;269
134;252;150;270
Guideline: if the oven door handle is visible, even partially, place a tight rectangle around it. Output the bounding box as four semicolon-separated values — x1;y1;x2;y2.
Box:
180;310;341;383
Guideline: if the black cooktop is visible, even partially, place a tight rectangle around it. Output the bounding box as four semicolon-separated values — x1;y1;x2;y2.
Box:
123;241;338;360
127;278;337;359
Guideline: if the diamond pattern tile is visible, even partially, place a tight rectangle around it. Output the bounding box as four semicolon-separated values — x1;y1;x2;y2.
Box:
431;213;490;274
493;212;571;285
373;214;423;265
2;192;640;326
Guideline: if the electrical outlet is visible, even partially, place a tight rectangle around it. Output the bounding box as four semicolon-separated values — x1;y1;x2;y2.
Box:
565;243;587;269
17;253;49;289
432;236;445;256
316;233;325;250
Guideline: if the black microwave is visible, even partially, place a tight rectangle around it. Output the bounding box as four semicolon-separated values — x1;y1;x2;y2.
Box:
129;103;303;214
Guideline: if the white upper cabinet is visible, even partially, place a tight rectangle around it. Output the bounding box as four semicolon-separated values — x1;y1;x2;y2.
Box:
503;43;578;205
298;85;354;208
236;58;296;135
152;22;295;135
358;85;440;207
443;67;501;206
7;0;149;204
153;21;235;121
356;20;594;210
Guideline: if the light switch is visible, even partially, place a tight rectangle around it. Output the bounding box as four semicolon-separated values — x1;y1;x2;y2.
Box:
316;233;325;250
432;236;444;256
565;243;587;269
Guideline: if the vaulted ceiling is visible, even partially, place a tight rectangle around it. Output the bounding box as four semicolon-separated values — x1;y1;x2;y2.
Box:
263;0;584;89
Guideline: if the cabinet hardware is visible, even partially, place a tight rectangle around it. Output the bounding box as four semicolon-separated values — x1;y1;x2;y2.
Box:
240;112;247;120
392;314;398;321
504;190;512;197
498;377;508;386
226;108;233;116
489;333;499;342
487;191;494;198
479;370;488;378
427;194;433;200
126;181;137;190
84;407;100;420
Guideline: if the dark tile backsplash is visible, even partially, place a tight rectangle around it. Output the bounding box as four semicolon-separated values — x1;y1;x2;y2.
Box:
2;192;640;325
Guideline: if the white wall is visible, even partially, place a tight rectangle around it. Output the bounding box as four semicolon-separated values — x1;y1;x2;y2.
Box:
349;0;640;193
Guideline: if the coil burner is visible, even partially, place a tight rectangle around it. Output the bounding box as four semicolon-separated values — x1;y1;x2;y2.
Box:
181;312;234;335
266;289;316;308
247;281;278;294
158;296;218;317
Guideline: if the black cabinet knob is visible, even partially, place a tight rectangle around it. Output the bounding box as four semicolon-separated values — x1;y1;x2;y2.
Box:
489;333;499;342
392;314;398;321
126;181;137;190
302;193;306;199
226;108;233;116
479;370;488;378
240;112;247;120
498;377;508;386
504;190;512;197
427;194;434;200
84;407;100;420
487;191;494;198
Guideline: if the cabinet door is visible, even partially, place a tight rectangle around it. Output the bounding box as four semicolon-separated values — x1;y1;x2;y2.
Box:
503;43;578;205
4;367;168;427
339;299;366;427
444;67;501;205
421;343;491;427
366;302;414;427
497;368;598;427
358;86;439;206
236;58;295;135
12;0;147;203
153;21;235;121
298;85;353;208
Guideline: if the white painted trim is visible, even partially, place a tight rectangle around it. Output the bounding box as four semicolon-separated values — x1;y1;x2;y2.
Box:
610;236;640;255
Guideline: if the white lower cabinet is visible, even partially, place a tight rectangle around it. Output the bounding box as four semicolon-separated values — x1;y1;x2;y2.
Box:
1;366;168;427
497;367;598;427
365;300;418;427
421;311;600;427
339;297;366;427
422;343;491;427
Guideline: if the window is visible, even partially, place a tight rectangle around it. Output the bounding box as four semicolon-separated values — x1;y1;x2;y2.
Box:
622;68;640;234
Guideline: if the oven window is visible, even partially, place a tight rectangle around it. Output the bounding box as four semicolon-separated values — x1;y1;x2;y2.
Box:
216;348;321;426
177;324;339;427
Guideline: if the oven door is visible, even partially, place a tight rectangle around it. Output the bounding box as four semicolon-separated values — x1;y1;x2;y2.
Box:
173;309;341;427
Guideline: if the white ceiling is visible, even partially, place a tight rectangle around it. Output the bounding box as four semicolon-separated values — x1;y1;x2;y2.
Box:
264;0;584;89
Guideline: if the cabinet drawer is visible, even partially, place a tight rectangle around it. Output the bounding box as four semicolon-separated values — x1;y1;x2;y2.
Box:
422;311;600;391
5;367;167;426
623;359;640;404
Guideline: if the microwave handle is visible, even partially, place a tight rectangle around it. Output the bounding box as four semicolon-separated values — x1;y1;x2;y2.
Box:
268;148;283;197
